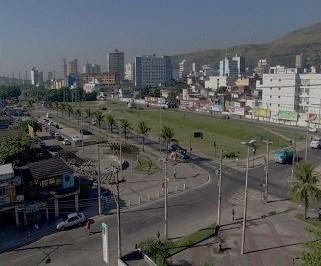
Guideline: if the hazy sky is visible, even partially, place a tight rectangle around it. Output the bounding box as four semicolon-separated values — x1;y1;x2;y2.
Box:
0;0;321;78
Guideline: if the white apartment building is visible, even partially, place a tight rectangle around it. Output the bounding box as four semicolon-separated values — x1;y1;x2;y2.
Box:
179;59;192;79
204;75;237;91
257;67;321;125
83;79;103;93
125;63;135;81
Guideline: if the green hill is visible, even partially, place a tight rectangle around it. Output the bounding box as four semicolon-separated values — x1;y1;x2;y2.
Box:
171;22;321;70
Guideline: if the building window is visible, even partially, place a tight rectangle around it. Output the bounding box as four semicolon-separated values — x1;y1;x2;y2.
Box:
270;79;273;82
0;186;7;196
278;104;280;107
279;79;281;82
270;95;272;98
269;103;272;106
41;180;49;187
279;87;281;90
278;96;280;98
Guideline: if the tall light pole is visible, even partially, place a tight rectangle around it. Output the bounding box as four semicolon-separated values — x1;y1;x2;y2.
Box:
241;139;256;255
164;158;168;241
97;144;102;215
291;139;296;181
262;140;272;203
159;104;162;156
217;149;223;226
305;120;309;161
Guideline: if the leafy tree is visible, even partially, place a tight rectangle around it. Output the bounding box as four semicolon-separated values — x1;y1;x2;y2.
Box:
119;119;132;141
290;162;321;219
0;85;21;99
0;134;36;166
59;102;66;117
94;110;104;130
65;104;73;120
160;126;175;154
18;120;41;134
74;109;82;127
106;114;115;134
82;91;97;101
137;120;151;151
138;239;173;266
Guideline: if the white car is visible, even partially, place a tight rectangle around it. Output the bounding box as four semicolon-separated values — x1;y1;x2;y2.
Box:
308;127;318;133
48;121;55;126
71;135;80;142
62;139;71;145
54;132;60;138
56;212;87;231
310;137;321;149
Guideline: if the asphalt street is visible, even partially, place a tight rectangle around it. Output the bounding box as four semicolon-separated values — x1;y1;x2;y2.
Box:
1;146;321;265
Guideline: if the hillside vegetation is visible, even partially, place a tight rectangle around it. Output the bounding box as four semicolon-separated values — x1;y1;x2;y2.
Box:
171;22;321;69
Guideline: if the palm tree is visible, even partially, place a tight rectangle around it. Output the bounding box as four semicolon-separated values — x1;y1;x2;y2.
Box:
160;126;175;156
85;108;92;128
106;114;116;134
65;104;73;120
119;119;132;141
137;121;151;151
94;110;104;131
291;162;321;219
59;103;66;117
75;109;82;127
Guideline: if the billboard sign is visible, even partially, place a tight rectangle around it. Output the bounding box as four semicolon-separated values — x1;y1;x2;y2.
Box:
308;113;321;124
253;108;271;118
229;107;245;116
278;111;298;121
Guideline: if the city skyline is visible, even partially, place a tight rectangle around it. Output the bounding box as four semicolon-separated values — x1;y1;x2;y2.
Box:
0;0;321;77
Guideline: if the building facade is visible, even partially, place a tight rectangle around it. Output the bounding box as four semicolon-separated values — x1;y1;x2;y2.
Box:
68;59;78;75
179;59;192;79
232;55;246;77
30;66;38;85
125;62;135;81
82;63;101;74
81;72;120;86
219;57;238;78
135;55;172;88
107;49;124;80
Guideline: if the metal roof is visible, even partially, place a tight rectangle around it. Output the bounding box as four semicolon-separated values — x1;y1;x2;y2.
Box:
27;158;72;180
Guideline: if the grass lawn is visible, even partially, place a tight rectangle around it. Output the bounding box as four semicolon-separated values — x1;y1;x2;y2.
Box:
295;213;321;228
69;100;304;158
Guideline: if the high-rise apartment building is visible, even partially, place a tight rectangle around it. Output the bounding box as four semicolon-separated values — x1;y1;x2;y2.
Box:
63;58;67;78
135;55;172;88
219;57;238;78
125;63;135;81
107;49;124;79
179;59;193;79
295;53;304;69
30;66;38;85
47;71;54;81
38;71;44;85
68;59;78;75
82;63;101;74
232;55;246;76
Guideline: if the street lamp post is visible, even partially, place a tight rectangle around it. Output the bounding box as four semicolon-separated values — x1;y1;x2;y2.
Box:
305;120;309;161
291;139;296;181
97;144;102;215
241;140;256;255
164;158;168;240
262;140;272;203
217;149;223;226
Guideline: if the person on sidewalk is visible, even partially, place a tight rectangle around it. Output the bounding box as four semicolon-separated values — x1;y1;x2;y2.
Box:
232;208;235;221
86;220;91;235
157;231;160;240
173;169;177;179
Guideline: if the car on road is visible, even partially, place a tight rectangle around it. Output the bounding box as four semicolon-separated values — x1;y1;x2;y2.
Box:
56;135;64;141
48;121;55;127
308;127;318;133
54;132;60;138
274;149;293;164
168;143;187;154
71;135;81;142
80;128;92;135
91;120;97;125
56;212;87;231
62;138;71;145
310;137;321;149
49;151;59;157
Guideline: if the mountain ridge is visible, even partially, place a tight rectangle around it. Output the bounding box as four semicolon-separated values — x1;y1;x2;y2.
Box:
171;22;321;70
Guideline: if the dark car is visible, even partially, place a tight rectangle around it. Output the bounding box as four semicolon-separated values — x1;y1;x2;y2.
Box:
80;129;92;135
168;143;187;154
56;135;64;141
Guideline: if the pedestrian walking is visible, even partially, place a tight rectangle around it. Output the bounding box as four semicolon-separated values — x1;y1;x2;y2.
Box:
86;220;91;235
232;208;235;221
157;231;160;240
173;169;177;179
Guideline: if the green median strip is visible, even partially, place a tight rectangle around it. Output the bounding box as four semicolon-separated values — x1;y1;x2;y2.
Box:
168;224;217;256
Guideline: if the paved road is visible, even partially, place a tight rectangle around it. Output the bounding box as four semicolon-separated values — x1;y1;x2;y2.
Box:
2;145;321;265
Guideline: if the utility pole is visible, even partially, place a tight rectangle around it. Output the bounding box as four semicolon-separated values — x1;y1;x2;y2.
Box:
97;144;102;215
291;139;296;181
164;159;168;241
217;149;223;226
159;105;162;156
263;140;272;203
120;142;123;181
305;121;309;161
241;142;251;255
81;117;84;152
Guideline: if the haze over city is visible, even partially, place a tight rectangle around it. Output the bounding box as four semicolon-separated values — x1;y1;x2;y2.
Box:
1;0;321;76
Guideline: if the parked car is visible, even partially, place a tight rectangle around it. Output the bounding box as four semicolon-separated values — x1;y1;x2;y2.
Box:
168;143;187;154
310;137;321;149
274;149;294;164
54;132;61;138
48;121;55;126
56;212;87;231
56;135;64;141
91;120;97;125
80;129;92;135
55;124;60;129
71;135;81;142
49;151;59;157
49;130;55;137
62;138;71;145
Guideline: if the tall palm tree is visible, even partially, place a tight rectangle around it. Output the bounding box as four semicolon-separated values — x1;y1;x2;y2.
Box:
85;108;92;128
119;119;132;142
94;110;104;131
65;104;73;120
291;162;321;219
137;120;151;151
75;109;82;127
160;126;175;156
106;114;116;134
